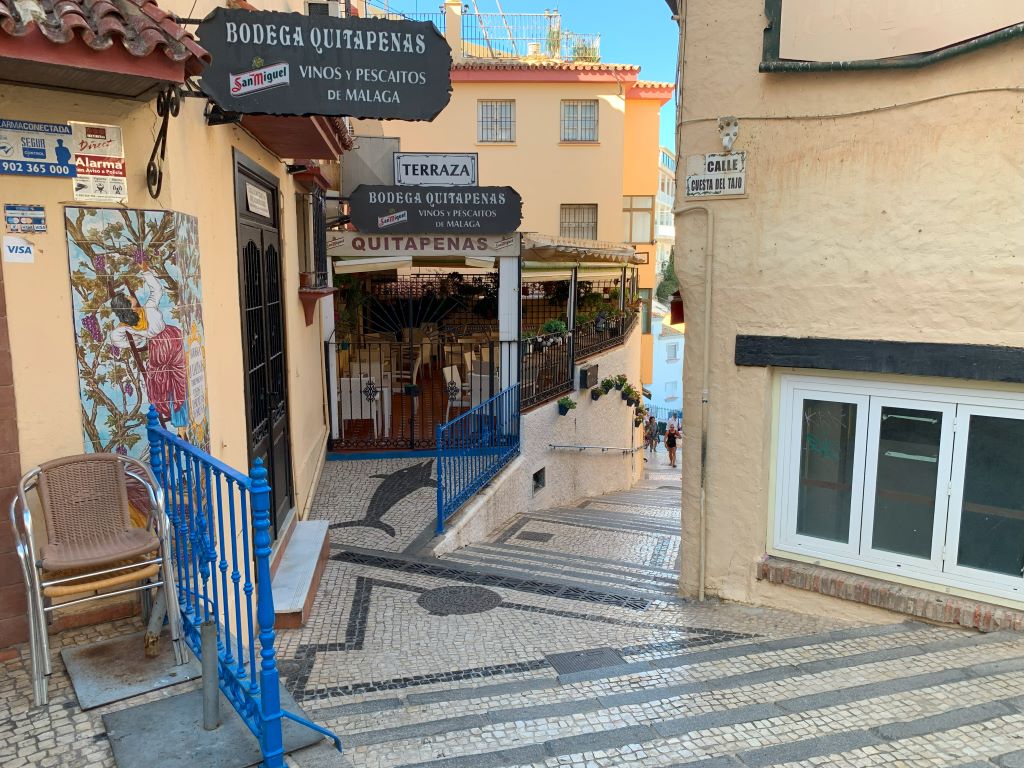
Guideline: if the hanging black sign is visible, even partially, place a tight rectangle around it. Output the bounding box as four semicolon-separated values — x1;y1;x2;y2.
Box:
196;9;452;121
349;185;523;235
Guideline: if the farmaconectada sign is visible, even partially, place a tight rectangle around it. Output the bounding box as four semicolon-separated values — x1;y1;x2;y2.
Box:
197;9;452;120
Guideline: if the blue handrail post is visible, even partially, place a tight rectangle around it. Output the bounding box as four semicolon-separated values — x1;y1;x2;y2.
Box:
250;459;285;768
435;423;445;535
147;406;164;481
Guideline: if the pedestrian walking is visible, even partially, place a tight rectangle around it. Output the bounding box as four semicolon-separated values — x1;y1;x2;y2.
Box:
645;415;658;453
665;420;679;468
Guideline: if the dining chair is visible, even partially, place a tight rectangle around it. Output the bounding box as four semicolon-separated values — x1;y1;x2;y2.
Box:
442;365;471;421
8;453;186;706
339;376;380;439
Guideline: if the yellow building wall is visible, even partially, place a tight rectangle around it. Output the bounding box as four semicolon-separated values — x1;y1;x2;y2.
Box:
675;0;1024;608
0;83;327;525
389;81;626;242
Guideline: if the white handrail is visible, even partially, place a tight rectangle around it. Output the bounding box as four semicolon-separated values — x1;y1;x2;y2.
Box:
549;444;642;454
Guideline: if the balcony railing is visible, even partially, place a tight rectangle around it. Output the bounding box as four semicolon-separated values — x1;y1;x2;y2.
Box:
363;0;445;30
520;330;574;410
436;384;521;532
575;312;637;361
461;11;599;62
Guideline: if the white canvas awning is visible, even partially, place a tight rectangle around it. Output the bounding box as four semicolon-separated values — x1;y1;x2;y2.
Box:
333;256;412;274
521;233;641;265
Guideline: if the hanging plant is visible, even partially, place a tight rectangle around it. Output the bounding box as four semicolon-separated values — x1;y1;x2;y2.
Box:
614;374;628;391
600;377;616;394
557;396;576;416
590;388;603;401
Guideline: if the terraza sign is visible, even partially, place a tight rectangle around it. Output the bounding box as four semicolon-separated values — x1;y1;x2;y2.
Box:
350;185;522;235
196;9;452;120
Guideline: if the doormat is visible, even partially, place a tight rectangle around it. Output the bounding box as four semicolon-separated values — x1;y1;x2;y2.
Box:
544;647;625;675
103;684;325;768
62;631;200;710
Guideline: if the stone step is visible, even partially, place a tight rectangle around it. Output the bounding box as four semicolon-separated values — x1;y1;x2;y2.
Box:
460;543;679;584
442;552;677;597
293;629;1024;768
272;520;329;629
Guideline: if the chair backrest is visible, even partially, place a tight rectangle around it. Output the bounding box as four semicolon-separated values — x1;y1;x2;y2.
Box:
470;373;493;407
36;453;131;547
339;377;380;420
442;365;463;395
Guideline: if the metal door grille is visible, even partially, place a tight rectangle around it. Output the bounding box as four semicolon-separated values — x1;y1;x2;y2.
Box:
243;238;269;446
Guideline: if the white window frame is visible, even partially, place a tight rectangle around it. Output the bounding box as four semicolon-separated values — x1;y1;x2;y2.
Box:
943;402;1024;595
858;395;956;572
774;373;1024;601
666;342;680;363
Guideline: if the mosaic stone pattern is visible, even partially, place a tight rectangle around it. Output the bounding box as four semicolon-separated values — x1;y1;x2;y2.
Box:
7;452;1024;768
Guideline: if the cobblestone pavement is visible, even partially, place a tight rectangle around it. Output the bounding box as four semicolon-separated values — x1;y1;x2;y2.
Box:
285;451;1024;768
6;452;1024;767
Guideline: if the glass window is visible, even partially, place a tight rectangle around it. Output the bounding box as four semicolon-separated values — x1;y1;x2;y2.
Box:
870;406;944;559
478;100;515;143
795;399;859;543
560;204;598;240
955;414;1024;577
666;342;680;362
560;100;599;142
622;197;654;243
776;376;1024;602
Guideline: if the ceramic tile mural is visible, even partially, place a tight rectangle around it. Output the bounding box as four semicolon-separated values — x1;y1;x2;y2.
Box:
66;207;209;457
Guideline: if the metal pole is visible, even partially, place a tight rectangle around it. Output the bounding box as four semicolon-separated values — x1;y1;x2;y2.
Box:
201;620;220;730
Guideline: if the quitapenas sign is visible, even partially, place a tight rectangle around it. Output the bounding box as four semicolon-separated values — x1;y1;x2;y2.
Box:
196;9;452;121
349;185;523;235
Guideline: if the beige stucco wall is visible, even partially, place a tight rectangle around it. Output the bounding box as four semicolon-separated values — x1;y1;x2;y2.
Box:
674;2;1024;605
0;82;328;530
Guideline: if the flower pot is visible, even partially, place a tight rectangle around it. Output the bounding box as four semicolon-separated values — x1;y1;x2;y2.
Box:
621;391;629;401
340;340;350;351
627;398;637;407
614;382;623;390
558;403;571;416
591;390;602;401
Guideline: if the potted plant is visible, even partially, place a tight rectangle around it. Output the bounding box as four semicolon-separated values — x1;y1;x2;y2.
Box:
541;318;568;345
623;384;638;405
557;396;576;416
614;374;628;391
600;377;616;394
590;387;603;401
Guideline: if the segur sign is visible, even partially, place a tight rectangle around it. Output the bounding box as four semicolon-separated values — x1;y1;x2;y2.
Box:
196;9;452;120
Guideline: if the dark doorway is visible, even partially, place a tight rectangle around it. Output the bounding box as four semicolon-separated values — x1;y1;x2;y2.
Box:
234;152;293;536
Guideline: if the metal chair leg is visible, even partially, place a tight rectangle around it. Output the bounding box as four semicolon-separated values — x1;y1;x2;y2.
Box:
160;529;188;666
24;576;47;706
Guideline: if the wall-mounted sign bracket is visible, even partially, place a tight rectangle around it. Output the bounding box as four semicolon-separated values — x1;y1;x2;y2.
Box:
147;86;181;199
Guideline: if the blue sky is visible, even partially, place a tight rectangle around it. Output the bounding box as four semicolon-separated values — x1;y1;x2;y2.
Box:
380;0;678;148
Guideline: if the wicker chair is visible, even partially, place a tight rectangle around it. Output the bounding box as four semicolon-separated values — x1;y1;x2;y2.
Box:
8;453;186;706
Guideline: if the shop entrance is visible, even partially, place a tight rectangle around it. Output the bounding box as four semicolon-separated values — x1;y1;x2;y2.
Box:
235;153;293;536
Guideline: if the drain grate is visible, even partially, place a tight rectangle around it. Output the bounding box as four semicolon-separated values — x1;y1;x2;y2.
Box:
545;647;625;675
517;531;555;542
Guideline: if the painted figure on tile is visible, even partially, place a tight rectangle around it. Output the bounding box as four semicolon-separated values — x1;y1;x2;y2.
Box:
108;268;188;430
66;207;209;457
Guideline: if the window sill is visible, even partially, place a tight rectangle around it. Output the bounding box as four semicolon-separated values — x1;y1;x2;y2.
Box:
559;141;601;146
476;142;517;147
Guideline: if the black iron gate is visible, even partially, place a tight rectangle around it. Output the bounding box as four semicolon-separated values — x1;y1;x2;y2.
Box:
329;273;509;451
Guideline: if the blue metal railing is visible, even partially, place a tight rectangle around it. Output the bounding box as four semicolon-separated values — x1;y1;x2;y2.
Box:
146;407;340;767
436;385;520;533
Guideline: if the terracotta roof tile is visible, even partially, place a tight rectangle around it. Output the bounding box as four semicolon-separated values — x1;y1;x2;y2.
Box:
634;80;675;89
0;0;209;76
453;59;640;72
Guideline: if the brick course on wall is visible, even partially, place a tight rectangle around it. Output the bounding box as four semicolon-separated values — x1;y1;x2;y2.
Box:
0;259;26;648
757;556;1024;633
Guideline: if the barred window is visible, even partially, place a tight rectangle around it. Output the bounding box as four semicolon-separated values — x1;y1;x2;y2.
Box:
560;204;598;240
478;100;516;143
560;99;599;142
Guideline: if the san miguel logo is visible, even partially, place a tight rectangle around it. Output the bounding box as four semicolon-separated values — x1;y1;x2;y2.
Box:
377;210;408;229
230;57;290;97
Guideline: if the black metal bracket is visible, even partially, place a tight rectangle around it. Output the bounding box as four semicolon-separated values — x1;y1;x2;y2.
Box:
147;85;181;199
